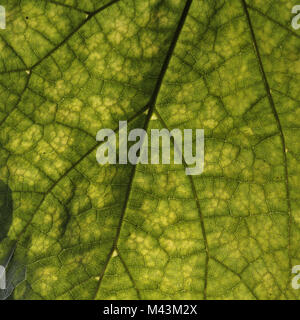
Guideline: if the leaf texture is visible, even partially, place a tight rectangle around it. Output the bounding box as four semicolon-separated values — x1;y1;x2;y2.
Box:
0;0;299;300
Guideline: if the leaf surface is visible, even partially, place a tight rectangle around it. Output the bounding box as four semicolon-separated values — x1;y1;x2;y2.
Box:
0;0;299;300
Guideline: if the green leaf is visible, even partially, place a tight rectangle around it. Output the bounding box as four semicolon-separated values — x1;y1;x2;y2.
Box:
0;0;299;300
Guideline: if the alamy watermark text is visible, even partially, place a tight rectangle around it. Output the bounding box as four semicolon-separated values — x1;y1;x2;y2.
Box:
96;121;204;176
